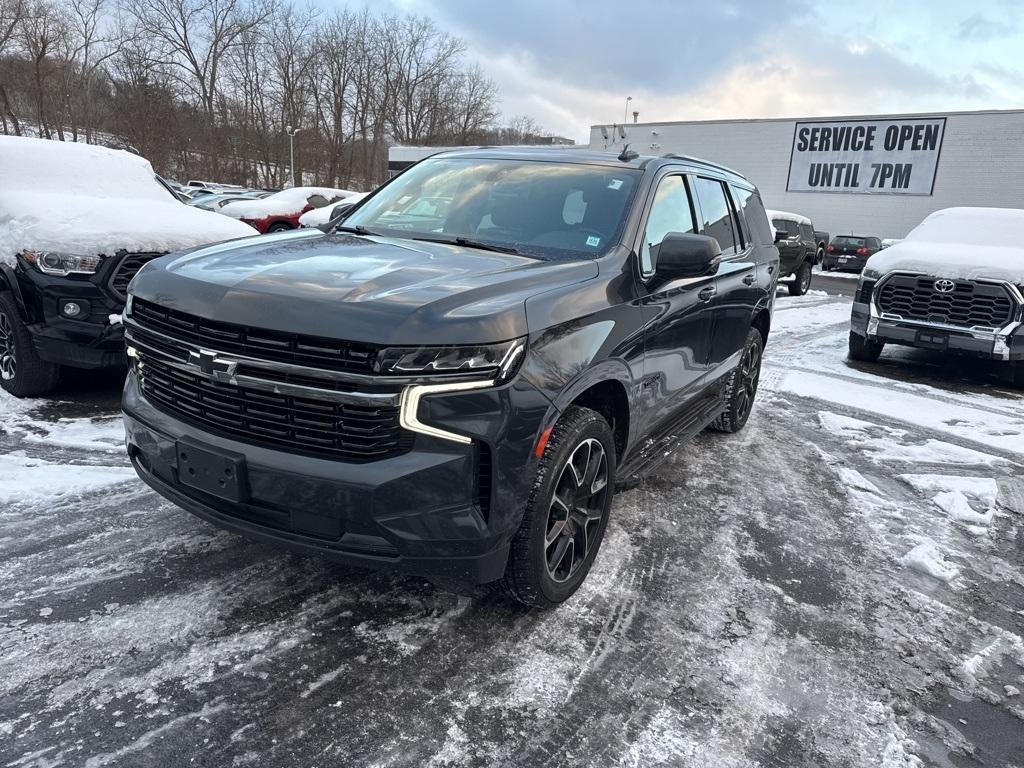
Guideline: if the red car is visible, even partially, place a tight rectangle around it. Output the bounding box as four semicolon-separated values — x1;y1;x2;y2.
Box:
220;187;355;233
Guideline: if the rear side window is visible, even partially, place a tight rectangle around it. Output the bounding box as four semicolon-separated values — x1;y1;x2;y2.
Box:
799;223;814;240
693;177;738;255
640;175;696;275
735;189;774;247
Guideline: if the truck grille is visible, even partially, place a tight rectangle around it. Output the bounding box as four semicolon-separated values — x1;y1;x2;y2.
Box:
110;253;166;301
138;354;413;461
876;275;1016;329
131;298;379;375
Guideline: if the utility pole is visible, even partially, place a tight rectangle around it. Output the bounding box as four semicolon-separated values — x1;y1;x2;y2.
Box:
285;124;301;187
623;96;633;127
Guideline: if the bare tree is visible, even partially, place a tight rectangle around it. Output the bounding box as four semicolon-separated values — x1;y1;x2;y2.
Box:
19;0;67;138
0;0;26;133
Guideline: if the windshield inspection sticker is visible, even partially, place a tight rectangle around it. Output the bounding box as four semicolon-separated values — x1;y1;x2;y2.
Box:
608;179;623;190
586;235;601;247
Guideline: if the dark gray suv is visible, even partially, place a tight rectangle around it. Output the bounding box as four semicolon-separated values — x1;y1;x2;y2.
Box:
122;148;779;607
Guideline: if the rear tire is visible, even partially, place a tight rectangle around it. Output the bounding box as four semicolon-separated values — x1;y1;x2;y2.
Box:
500;406;616;608
788;261;812;296
848;331;884;363
266;222;293;233
710;327;763;433
0;292;60;398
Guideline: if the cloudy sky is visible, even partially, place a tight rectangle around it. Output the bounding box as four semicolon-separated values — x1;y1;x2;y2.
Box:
372;0;1022;142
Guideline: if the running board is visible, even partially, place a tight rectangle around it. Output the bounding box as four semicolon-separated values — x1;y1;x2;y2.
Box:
616;386;726;487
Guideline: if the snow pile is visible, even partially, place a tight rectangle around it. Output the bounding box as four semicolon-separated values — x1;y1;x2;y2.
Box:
0;452;135;504
298;192;368;227
899;474;999;508
220;187;356;220
899;540;960;583
0;136;257;259
6;414;126;453
932;490;996;528
866;206;1024;283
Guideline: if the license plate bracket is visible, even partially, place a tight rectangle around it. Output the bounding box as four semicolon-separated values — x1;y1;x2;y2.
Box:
915;329;949;350
176;439;248;502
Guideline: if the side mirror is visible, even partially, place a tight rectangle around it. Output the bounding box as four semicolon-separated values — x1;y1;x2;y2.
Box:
773;229;789;243
654;232;721;279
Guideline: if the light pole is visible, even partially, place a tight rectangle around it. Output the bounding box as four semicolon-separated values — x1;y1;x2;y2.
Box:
623;96;633;127
285;124;301;187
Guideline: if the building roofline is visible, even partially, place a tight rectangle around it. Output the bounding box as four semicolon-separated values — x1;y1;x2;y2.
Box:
591;107;1024;131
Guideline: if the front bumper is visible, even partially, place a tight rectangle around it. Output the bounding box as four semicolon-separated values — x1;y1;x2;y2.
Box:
122;370;552;585
851;297;1024;361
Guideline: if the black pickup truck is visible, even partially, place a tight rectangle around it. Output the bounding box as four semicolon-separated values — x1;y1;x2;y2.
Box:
122;148;779;607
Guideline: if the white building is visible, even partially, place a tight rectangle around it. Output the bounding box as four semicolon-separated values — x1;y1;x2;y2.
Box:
589;109;1024;239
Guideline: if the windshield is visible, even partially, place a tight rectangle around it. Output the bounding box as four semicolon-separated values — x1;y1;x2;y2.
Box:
343;158;641;260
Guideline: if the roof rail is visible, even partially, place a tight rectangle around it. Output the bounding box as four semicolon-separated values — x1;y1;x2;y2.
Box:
661;153;744;178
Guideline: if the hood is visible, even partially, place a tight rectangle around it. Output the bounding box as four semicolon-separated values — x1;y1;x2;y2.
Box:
867;241;1024;284
867;206;1024;284
0;191;258;259
128;230;599;345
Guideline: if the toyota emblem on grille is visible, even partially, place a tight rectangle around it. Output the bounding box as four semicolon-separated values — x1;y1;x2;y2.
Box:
188;350;237;376
933;279;956;293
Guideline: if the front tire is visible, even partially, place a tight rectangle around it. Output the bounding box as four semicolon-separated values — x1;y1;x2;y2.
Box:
788;260;812;296
848;331;884;363
710;327;763;433
501;406;616;608
266;221;293;233
0;293;60;398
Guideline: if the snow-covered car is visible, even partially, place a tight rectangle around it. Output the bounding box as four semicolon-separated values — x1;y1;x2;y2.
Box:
188;190;269;212
221;187;355;233
297;191;369;227
849;207;1024;385
0;136;257;397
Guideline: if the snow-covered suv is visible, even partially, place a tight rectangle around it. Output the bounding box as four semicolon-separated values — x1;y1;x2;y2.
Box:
849;207;1024;385
0;137;256;396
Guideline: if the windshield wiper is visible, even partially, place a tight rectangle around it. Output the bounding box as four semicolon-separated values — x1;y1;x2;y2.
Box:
410;235;520;255
333;224;379;236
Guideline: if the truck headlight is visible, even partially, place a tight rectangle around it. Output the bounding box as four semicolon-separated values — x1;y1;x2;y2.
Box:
860;266;883;280
24;251;103;276
376;338;526;380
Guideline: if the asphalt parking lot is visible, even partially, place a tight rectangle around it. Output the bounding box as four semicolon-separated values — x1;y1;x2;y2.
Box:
2;280;1022;768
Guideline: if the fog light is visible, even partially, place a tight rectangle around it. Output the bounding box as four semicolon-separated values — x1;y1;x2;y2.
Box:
867;317;879;336
62;301;83;318
994;334;1010;360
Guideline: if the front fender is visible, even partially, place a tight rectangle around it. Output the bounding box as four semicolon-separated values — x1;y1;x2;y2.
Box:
0;263;31;320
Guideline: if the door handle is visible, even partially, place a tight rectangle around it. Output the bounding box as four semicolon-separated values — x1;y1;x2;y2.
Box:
742;273;756;286
698;286;716;303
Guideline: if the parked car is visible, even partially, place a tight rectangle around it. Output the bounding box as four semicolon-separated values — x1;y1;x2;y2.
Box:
188;191;270;212
297;192;369;227
766;209;817;295
220;187;354;233
848;207;1023;386
122;147;778;607
880;238;902;249
823;235;882;272
0;136;257;397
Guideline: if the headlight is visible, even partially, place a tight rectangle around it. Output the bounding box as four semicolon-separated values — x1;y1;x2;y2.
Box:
375;338;526;380
860;267;883;280
23;251;103;276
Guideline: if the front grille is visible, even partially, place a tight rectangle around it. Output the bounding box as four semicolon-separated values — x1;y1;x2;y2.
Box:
110;253;165;300
138;354;413;461
876;275;1016;329
132;298;379;375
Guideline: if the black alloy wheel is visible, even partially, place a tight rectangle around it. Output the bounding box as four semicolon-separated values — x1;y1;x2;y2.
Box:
0;308;15;382
709;327;764;433
544;437;610;583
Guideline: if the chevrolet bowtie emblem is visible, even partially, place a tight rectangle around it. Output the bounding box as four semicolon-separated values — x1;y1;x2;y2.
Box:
188;350;237;376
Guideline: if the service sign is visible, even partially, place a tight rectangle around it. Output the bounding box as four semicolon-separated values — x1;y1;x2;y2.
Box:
787;117;946;195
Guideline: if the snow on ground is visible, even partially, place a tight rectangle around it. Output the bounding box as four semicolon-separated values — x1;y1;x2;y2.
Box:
1;289;1023;767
